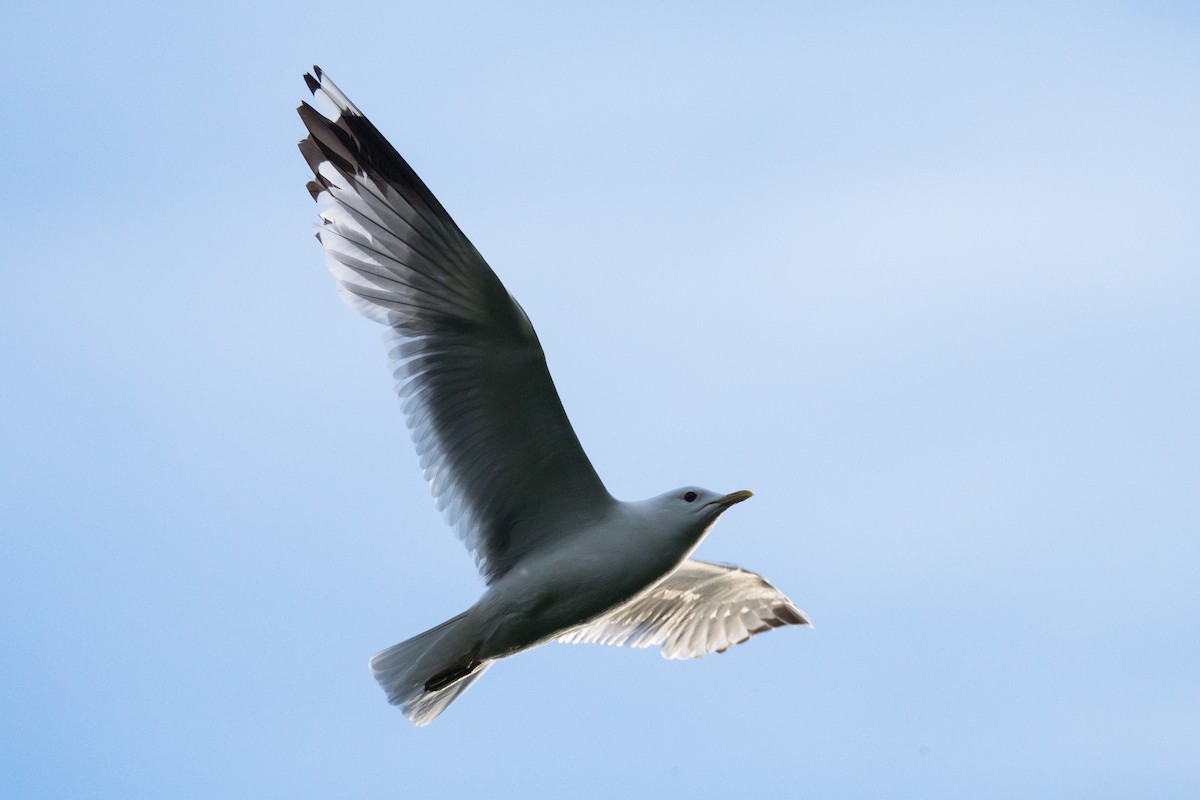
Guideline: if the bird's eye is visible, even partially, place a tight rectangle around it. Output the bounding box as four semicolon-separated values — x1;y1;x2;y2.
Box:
683;491;698;503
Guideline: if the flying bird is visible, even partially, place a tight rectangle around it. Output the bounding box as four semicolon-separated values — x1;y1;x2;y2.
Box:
297;67;810;726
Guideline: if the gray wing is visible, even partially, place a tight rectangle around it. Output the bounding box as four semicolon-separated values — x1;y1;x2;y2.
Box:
558;560;810;660
298;68;611;584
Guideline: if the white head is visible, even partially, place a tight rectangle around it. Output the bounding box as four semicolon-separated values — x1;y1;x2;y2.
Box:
641;486;754;548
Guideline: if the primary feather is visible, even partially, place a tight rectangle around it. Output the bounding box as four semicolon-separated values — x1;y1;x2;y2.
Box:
299;67;612;584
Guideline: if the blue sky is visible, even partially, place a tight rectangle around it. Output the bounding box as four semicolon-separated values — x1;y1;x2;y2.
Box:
2;2;1198;797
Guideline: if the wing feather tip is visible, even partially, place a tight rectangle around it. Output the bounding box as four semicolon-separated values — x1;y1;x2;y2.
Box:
774;604;811;628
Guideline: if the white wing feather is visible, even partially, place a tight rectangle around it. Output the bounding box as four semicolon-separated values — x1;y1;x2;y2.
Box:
558;560;810;660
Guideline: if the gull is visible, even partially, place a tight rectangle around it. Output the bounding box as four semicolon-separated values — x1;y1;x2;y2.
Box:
297;67;810;726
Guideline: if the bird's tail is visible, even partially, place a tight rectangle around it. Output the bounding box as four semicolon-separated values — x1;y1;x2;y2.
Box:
369;612;493;726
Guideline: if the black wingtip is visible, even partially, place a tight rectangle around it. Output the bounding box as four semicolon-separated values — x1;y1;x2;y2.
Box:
304;72;319;94
774;605;809;626
313;64;324;79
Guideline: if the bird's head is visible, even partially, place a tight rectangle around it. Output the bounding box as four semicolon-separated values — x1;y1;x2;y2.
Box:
645;486;754;545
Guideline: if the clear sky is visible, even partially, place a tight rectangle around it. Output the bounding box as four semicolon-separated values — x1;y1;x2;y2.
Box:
2;2;1198;798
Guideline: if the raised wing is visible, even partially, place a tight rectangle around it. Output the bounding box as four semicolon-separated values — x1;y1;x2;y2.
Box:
558;560;810;659
298;67;612;583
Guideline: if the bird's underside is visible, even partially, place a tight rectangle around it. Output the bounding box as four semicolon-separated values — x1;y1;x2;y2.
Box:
297;66;809;726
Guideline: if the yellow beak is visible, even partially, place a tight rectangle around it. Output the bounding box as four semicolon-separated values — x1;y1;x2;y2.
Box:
713;489;754;507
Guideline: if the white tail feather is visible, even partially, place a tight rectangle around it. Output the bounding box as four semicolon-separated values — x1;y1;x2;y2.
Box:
368;612;492;726
402;663;493;726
